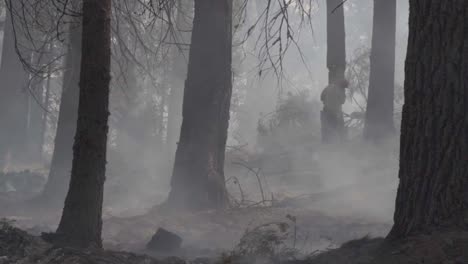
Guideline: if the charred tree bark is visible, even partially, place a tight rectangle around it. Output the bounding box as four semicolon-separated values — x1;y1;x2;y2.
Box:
363;0;396;143
40;24;81;204
166;0;192;157
388;1;468;239
0;7;29;170
321;0;347;144
50;0;112;248
166;0;232;210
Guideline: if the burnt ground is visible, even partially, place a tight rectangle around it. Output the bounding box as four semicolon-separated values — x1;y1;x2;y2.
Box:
3;146;467;263
2;219;468;264
0;162;397;260
0;221;186;264
302;230;468;264
0;188;394;258
0;169;397;263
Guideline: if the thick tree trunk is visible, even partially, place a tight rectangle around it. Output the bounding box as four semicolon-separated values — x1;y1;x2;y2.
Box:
166;0;232;210
40;24;81;203
363;0;396;142
321;0;347;144
51;0;111;248
166;0;192;157
0;7;29;170
388;1;468;239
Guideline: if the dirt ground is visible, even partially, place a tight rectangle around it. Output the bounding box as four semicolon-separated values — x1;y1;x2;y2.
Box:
2;218;468;264
0;192;393;259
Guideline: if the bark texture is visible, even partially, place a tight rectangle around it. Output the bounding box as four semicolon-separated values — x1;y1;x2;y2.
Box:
321;0;347;143
53;0;111;248
363;0;396;142
167;0;232;210
40;24;81;203
388;0;468;239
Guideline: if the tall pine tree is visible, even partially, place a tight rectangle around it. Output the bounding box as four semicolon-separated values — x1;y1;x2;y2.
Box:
388;0;468;239
166;0;233;210
363;0;396;142
44;0;112;248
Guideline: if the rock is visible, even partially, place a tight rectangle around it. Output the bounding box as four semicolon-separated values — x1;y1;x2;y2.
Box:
1;222;188;264
191;257;215;264
146;228;182;252
0;256;8;264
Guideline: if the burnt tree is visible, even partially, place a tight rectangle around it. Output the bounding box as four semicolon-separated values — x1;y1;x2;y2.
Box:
363;0;396;142
166;0;233;210
50;0;112;248
321;0;347;143
388;1;468;239
40;23;81;204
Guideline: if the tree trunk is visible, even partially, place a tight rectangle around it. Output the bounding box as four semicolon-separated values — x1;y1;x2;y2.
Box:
166;0;232;210
114;59;139;148
51;0;111;248
321;0;347;144
236;0;277;148
363;0;396;142
0;7;29;170
26;53;46;165
388;1;468;239
40;24;81;204
39;43;54;162
166;0;192;157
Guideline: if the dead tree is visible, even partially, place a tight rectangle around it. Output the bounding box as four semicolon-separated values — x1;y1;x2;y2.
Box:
166;0;233;210
320;0;347;144
48;0;112;248
363;0;396;143
388;0;468;239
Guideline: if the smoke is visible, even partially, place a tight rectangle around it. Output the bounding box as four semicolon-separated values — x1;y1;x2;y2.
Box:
0;0;410;259
99;0;407;253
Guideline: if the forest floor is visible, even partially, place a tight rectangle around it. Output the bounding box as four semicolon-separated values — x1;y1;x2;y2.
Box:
0;198;392;257
0;178;395;258
0;142;399;260
4;143;466;263
1;174;468;263
2;217;468;264
0;179;396;263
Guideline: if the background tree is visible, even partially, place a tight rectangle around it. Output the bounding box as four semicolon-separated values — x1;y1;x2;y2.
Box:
47;0;112;248
0;2;30;170
388;0;468;239
166;0;233;210
320;0;347;143
363;0;396;143
26;54;47;165
40;22;81;204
